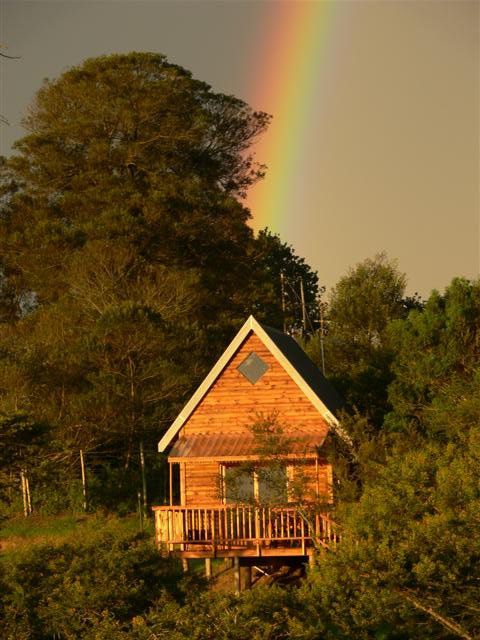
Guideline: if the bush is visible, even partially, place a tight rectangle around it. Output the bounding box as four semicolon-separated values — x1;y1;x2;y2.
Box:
1;524;199;639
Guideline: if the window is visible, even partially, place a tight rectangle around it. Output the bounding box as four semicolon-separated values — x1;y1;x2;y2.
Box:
237;352;268;384
223;465;254;504
257;465;288;504
221;463;292;505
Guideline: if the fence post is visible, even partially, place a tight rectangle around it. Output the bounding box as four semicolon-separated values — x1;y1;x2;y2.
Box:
137;490;144;532
25;471;32;515
20;470;28;517
79;449;88;512
140;441;148;517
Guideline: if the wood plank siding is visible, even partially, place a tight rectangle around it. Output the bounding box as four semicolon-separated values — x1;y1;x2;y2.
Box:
184;333;329;437
184;461;220;506
174;332;332;507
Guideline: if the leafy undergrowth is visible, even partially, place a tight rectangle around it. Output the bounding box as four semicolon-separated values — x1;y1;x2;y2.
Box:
0;523;201;640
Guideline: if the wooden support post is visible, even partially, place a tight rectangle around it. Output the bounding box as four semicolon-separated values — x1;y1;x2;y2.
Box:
308;552;316;568
80;449;88;512
180;463;186;506
241;565;252;590
234;556;240;595
319;303;326;375
205;557;212;579
182;558;189;573
140;441;148;516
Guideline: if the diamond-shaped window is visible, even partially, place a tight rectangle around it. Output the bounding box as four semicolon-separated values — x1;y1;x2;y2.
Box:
237;352;268;384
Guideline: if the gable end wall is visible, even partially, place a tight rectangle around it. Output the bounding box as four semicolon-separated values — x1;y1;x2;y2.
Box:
177;333;331;507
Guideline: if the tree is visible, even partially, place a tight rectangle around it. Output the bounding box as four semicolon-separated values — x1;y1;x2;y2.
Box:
315;402;480;639
0;52;327;515
386;277;480;438
3;52;269;307
0;47;21;126
308;253;409;425
249;229;322;334
310;277;480;639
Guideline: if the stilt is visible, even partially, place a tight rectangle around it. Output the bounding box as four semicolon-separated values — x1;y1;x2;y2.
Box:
182;558;189;573
308;552;316;568
234;556;240;594
205;557;212;579
241;565;252;590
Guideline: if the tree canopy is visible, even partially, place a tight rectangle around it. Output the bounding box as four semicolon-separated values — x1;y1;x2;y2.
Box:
307;253;414;425
3;53;269;305
0;52;323;507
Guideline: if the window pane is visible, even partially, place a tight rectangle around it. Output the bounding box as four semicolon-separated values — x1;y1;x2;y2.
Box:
257;465;288;505
237;352;268;384
225;466;254;504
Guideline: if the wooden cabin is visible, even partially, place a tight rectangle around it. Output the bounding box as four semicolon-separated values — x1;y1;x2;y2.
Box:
153;316;342;575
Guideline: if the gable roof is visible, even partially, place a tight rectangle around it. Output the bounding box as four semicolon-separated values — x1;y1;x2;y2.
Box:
158;315;344;453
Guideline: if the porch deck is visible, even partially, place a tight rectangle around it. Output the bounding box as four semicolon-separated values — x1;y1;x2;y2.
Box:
153;505;340;558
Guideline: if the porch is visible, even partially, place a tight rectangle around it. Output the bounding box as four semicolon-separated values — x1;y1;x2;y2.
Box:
152;504;340;558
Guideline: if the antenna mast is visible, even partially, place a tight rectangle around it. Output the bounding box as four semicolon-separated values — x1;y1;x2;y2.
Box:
280;271;287;333
300;278;307;336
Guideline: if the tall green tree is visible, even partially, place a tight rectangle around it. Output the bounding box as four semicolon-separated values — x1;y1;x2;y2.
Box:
386;277;480;438
0;52;326;512
3;52;269;309
250;229;322;334
308;253;410;425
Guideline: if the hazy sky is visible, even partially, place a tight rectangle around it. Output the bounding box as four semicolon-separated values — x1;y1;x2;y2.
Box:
1;0;479;297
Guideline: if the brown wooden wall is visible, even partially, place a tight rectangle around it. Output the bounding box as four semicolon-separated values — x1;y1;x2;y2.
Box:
184;461;221;507
296;461;332;503
174;331;333;507
183;332;329;437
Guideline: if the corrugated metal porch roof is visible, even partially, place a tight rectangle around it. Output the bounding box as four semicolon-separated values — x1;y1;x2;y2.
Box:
169;430;328;459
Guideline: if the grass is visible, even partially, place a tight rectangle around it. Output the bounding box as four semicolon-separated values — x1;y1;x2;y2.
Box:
0;511;153;556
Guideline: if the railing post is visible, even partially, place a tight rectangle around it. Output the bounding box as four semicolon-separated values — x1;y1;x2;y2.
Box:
301;515;305;555
212;509;216;557
167;509;173;552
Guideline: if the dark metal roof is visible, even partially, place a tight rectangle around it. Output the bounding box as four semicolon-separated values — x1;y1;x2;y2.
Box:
261;324;344;417
169;430;328;459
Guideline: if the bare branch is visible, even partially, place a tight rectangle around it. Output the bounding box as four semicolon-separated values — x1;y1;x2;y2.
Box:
398;589;474;640
0;52;21;60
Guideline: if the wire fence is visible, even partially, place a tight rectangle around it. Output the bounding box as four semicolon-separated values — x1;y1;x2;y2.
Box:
2;442;169;520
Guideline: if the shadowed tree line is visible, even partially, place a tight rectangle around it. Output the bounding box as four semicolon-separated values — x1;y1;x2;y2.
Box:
0;53;320;514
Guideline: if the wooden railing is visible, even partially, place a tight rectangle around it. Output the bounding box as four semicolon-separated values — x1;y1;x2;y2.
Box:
152;505;340;555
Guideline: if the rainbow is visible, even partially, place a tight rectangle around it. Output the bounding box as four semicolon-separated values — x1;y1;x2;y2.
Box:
246;1;338;232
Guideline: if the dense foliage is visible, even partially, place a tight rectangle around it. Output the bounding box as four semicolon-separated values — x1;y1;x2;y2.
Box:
0;53;320;511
